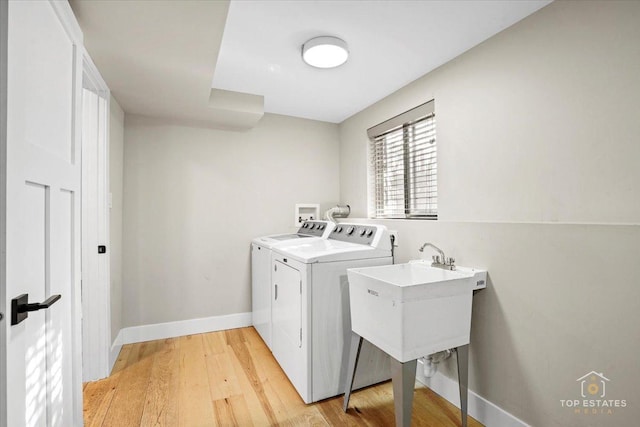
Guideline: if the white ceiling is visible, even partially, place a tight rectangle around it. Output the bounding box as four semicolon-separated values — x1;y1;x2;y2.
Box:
71;0;552;129
213;0;552;123
70;0;231;127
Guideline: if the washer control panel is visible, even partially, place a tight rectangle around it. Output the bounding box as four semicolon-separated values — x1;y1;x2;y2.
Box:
330;224;377;245
298;221;329;237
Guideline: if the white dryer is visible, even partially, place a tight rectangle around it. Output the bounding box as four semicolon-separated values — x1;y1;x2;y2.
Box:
251;220;334;349
270;223;393;403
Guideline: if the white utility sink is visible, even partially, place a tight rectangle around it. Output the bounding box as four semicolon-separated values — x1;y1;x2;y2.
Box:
347;261;487;362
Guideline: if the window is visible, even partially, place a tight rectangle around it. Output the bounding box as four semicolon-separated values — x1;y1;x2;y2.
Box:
368;100;436;219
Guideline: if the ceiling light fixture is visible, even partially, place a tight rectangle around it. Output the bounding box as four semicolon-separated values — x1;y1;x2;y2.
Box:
302;36;349;69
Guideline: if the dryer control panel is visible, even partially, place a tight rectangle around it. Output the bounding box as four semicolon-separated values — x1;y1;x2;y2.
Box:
329;224;378;245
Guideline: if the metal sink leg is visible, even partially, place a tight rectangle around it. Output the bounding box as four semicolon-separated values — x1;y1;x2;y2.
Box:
343;332;364;412
456;344;469;427
390;357;417;427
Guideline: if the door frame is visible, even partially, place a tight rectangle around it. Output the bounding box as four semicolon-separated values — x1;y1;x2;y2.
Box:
0;0;9;424
80;49;112;382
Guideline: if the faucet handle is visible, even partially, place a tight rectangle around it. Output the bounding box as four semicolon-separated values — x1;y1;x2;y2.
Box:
446;257;455;265
432;255;441;264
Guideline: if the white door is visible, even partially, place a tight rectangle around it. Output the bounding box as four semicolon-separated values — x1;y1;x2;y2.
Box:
1;1;83;426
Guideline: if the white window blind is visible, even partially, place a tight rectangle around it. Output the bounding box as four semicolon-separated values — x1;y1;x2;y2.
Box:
368;101;437;219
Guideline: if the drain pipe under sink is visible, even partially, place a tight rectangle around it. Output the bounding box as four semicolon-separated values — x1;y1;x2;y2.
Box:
421;349;453;378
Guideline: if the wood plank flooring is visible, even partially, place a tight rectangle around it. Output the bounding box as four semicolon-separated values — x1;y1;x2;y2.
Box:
83;327;483;426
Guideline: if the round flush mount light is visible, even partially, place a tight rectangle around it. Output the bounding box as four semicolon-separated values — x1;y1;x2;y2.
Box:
302;36;349;69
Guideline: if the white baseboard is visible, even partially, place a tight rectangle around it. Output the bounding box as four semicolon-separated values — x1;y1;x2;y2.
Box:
416;360;530;427
117;312;253;346
109;333;123;373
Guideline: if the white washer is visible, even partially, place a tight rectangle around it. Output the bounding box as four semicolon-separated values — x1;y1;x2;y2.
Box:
251;220;334;349
270;223;393;403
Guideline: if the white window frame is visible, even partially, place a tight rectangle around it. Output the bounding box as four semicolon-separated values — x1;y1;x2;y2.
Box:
367;100;437;219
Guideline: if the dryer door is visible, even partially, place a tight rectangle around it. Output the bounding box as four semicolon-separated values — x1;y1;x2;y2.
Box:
271;259;305;397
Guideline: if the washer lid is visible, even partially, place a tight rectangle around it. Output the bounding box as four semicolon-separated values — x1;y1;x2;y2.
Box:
252;220;336;249
270;234;311;241
253;234;318;249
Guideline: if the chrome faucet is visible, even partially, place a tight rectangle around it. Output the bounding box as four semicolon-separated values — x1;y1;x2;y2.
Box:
418;243;456;270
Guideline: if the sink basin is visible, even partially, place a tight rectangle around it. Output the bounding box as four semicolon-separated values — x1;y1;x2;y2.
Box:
347;261;486;362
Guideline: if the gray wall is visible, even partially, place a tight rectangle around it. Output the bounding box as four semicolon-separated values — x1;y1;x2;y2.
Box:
339;1;640;426
122;113;340;327
109;95;124;345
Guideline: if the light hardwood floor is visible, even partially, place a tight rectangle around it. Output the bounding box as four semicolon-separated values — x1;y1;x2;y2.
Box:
83;327;483;426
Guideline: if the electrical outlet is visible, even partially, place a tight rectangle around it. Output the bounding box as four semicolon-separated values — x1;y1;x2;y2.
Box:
389;230;399;247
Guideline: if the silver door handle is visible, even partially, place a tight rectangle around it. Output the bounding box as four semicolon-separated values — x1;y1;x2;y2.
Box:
275;284;278;300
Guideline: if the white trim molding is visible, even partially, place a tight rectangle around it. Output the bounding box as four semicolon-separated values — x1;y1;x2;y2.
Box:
80;51;112;383
118;312;253;346
0;0;8;424
109;336;123;373
50;0;83;45
416;360;530;427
